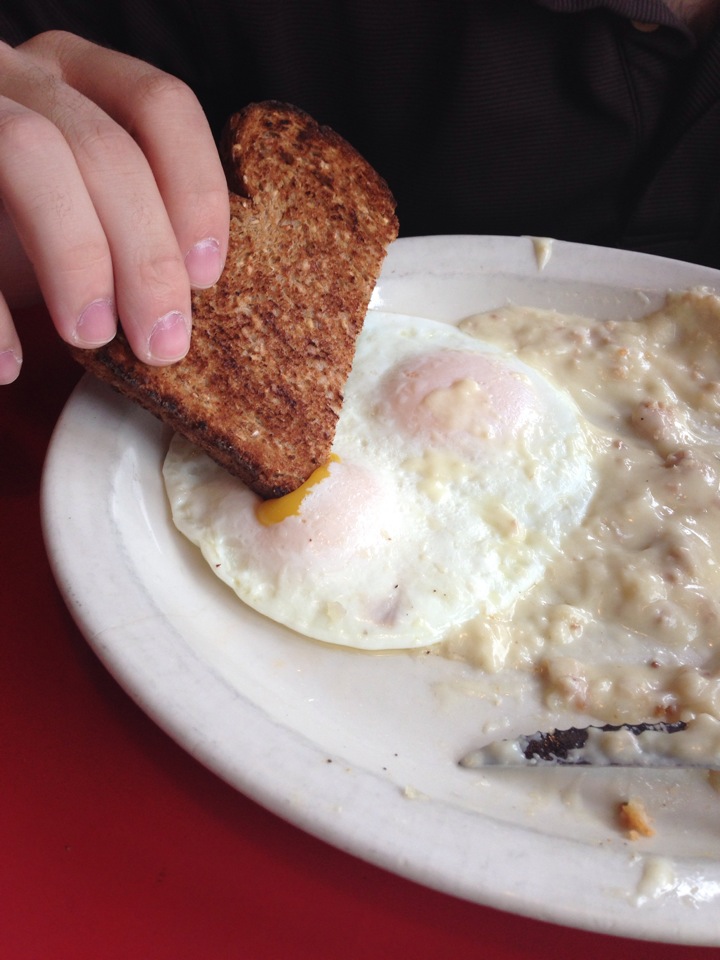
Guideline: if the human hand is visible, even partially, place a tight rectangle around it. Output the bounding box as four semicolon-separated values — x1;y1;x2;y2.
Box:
0;30;230;384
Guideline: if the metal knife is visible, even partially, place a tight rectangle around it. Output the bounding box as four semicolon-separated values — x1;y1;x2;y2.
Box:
459;717;720;769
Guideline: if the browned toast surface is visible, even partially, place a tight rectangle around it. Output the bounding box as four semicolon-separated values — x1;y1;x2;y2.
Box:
72;101;398;497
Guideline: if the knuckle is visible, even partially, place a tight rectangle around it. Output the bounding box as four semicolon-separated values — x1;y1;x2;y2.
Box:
21;29;78;57
21;31;98;78
136;250;187;300
132;70;197;122
56;237;111;277
183;183;231;229
70;115;141;171
0;107;60;158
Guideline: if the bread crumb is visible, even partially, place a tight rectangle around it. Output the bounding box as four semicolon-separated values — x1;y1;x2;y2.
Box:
618;798;655;839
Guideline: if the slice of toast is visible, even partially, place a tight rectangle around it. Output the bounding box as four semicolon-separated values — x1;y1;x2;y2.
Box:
72;100;398;498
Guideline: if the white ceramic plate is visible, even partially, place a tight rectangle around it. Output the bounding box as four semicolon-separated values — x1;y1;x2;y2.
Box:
41;236;720;945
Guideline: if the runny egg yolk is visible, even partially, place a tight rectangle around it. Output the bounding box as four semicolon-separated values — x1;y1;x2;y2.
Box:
255;454;341;526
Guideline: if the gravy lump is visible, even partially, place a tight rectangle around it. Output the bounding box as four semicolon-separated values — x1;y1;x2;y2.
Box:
441;289;720;728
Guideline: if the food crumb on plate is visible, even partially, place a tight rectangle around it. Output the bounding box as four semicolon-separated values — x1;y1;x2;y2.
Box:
619;798;655;839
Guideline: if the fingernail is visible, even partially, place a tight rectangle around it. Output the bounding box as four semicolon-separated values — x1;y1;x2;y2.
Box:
0;349;22;385
148;311;190;362
75;298;117;346
184;237;222;288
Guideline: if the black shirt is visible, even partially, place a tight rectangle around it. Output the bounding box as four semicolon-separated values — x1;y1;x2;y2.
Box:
1;0;719;267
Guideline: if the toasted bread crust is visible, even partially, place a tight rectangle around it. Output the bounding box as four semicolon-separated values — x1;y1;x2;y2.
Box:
72;101;398;497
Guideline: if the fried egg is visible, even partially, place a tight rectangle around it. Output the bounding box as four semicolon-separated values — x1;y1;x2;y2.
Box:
163;312;598;650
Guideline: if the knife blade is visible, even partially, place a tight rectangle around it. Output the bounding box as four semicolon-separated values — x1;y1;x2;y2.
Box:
459;715;720;769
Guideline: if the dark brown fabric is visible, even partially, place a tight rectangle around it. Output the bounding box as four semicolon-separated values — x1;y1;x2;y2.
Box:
1;0;719;267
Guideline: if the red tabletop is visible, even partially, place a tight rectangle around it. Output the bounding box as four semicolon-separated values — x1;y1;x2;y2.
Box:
2;305;717;960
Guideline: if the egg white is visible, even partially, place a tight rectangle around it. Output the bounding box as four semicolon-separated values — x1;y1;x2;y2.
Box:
163;311;598;650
